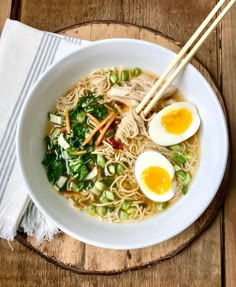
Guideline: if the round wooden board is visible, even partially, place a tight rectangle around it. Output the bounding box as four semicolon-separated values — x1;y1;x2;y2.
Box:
16;22;230;275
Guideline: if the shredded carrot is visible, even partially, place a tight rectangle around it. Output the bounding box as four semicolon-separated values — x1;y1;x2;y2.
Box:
71;150;87;156
65;107;71;134
95;113;117;146
97;166;102;181
104;104;115;112
60;127;67;132
89;120;99;128
87;113;100;125
87;113;105;134
82;112;115;146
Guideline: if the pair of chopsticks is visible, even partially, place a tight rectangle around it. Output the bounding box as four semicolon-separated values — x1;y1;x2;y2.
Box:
136;0;236;116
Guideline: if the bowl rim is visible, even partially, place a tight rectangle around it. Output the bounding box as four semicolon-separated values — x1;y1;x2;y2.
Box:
16;38;229;249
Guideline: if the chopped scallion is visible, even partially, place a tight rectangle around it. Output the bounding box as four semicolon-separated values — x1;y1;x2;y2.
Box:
169;144;181;151
184;150;193;160
104;190;115;201
174;153;187;165
120;70;129;81
97;206;107;216
108;164;116;175
97;154;106;168
176;170;186;182
86;205;96;215
110;71;118;84
157;202;168;211
95;181;106;191
117;164;125;175
182;185;188;195
119;210;129;220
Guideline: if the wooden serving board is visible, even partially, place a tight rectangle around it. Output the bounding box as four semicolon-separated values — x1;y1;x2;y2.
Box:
16;22;230;275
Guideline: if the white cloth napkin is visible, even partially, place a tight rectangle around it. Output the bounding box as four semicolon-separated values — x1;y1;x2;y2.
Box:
0;19;90;242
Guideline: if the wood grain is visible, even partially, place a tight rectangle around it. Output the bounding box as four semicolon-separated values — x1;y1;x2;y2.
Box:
222;5;236;287
0;215;222;287
19;0;218;80
0;0;233;286
0;0;12;33
14;22;229;276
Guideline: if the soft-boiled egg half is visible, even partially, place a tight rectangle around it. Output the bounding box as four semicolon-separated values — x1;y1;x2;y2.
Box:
135;151;176;202
149;102;200;146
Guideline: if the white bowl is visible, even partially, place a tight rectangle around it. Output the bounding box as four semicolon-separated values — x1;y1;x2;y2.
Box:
16;39;228;249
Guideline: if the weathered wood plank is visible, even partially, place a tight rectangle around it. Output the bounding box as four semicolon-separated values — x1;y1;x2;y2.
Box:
222;5;236;287
0;0;12;33
20;0;218;79
0;215;222;287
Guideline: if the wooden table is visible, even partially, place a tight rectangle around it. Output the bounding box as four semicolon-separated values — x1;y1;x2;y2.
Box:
0;1;235;286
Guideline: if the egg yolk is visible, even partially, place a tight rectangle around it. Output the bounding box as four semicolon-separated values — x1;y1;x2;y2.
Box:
161;108;192;134
141;166;171;195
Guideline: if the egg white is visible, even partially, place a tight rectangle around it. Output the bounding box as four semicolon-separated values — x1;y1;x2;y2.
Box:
135;151;176;202
149;102;200;146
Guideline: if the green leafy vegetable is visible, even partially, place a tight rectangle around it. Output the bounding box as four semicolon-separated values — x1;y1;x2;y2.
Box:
42;152;66;184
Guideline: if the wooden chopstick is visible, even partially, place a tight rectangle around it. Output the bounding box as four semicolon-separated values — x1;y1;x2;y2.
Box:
143;0;235;116
135;0;229;115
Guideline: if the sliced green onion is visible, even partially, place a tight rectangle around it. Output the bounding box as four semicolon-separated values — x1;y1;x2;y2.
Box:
97;206;107;216
157;202;168;211
103;176;114;186
108;164;116;175
174;164;182;172
99;195;109;203
132;67;142;77
86;205;96;216
90;187;102;197
184;150;193;160
53;185;60;191
174;153;187;165
84;166;98;181
110;71;118;84
108;205;115;213
117;164;125;175
119;210;129;220
69;181;80;192
176;170;186;182
97;154;106;168
127;207;136;215
95;181;106;191
122;200;131;211
120;70;129;81
169;144;181;151
104;190;115;201
183;172;191;185
182;185;188;195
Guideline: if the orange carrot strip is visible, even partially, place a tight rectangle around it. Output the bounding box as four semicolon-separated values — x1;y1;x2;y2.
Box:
95;114;117;147
87;114;104;134
87;113;100;125
82;112;115;146
65;107;71;134
89;120;99;127
71;150;87;156
104;104;115;112
97;166;102;181
60;127;67;132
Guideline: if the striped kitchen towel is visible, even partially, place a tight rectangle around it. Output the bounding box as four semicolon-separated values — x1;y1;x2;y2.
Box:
0;19;90;242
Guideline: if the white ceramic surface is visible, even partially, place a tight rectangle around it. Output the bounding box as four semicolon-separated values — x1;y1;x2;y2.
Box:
16;39;229;249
